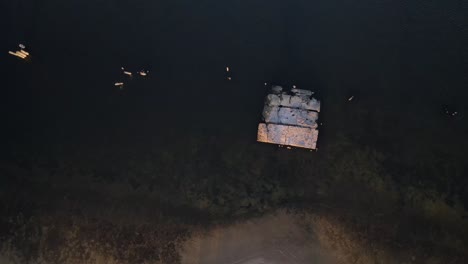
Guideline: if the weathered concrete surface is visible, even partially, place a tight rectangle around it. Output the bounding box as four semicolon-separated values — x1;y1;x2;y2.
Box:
265;94;321;113
180;211;337;264
258;87;320;149
257;123;319;149
263;106;319;128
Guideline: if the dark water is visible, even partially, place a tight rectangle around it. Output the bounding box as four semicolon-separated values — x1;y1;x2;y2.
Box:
2;0;467;181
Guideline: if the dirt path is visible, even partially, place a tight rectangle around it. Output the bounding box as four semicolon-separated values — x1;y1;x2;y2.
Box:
180;211;338;264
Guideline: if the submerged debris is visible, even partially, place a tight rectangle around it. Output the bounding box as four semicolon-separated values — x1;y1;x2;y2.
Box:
225;66;232;81
348;96;354;101
114;82;124;89
120;67;133;77
9;51;26;59
115;66;149;89
121;67;149;78
8;44;30;60
19;50;29;56
138;70;148;77
443;105;461;118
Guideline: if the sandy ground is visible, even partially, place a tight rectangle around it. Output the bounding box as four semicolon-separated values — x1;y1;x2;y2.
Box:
180;211;338;264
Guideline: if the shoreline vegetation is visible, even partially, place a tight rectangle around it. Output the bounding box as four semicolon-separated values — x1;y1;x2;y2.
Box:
1;133;467;263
